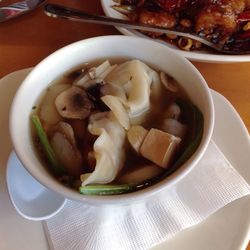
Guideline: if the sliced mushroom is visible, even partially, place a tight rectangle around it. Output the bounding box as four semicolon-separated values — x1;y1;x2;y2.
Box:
69;119;87;141
160;72;178;92
165;103;181;120
56;121;75;145
39;84;70;126
55;86;93;119
117;164;163;184
161;118;187;139
50;122;83;177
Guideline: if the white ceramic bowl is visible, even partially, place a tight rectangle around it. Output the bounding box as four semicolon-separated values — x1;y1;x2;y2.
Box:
10;35;214;205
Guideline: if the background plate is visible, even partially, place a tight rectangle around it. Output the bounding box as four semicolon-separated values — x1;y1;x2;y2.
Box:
101;0;250;63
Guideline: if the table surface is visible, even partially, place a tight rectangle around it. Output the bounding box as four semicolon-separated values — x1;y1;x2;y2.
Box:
0;0;249;249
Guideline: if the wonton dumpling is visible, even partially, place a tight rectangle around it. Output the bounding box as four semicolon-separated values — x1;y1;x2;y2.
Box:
106;60;152;117
101;95;130;130
81;112;126;186
105;60;157;119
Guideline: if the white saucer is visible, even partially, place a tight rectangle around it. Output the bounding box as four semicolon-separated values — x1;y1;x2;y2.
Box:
0;69;249;250
6;152;66;221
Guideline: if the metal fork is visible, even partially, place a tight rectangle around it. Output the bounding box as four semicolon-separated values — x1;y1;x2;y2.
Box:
44;3;250;55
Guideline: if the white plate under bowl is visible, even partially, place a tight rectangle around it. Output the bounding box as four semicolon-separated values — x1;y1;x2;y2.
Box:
0;69;249;249
101;0;250;63
6;152;66;221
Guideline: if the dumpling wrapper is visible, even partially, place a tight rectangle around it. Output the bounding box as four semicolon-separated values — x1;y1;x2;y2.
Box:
101;95;130;130
81;112;126;186
104;59;162;127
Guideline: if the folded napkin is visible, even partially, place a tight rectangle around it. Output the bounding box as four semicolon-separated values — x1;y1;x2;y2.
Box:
44;141;250;250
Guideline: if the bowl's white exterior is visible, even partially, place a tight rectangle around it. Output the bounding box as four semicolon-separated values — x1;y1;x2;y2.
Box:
10;35;214;205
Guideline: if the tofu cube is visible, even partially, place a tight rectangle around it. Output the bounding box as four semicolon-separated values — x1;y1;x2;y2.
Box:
140;128;181;168
127;125;148;153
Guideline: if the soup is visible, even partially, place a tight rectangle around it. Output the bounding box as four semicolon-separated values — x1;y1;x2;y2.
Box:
31;59;203;195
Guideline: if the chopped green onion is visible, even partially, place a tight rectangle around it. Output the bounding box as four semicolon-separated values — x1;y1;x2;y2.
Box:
31;115;65;176
79;184;133;195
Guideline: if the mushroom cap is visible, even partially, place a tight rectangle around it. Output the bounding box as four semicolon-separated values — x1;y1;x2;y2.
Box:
160;72;178;92
55;86;93;119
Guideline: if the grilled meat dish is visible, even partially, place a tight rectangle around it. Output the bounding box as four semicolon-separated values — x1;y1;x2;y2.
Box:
195;0;247;44
114;0;250;51
138;10;176;28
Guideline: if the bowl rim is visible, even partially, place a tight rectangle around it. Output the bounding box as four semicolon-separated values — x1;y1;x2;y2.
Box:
10;35;214;205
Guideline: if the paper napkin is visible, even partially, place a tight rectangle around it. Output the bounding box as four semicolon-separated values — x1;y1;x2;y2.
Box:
44;141;250;250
